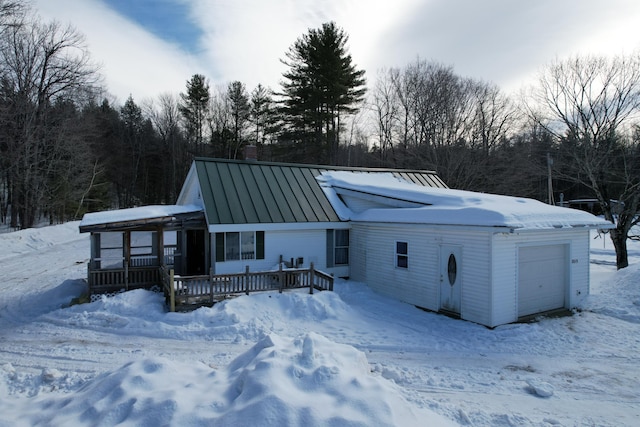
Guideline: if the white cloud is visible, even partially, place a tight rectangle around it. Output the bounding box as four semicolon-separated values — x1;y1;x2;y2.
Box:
30;0;640;103
33;0;204;103
175;0;422;91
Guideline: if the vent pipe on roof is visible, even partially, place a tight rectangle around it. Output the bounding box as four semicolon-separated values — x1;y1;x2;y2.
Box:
244;144;258;162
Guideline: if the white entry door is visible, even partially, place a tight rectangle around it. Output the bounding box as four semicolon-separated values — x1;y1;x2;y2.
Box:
440;245;462;314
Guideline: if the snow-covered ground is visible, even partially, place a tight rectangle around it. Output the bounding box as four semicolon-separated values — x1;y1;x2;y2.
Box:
0;223;638;426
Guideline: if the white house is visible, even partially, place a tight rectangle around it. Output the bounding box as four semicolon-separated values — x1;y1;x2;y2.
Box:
317;171;613;327
79;157;612;326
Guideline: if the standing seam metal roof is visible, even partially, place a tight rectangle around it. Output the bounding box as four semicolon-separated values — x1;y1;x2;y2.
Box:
194;158;447;225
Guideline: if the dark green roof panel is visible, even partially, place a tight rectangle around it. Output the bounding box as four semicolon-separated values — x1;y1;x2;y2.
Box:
193;158;446;225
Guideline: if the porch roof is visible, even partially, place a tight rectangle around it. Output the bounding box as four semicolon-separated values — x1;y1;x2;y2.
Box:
79;204;204;232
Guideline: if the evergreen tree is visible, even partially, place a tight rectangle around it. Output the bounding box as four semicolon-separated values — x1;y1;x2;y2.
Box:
179;74;210;156
280;22;366;164
117;95;144;207
226;81;250;158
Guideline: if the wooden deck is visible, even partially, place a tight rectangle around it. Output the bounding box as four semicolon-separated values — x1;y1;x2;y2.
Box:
162;263;334;312
87;262;333;311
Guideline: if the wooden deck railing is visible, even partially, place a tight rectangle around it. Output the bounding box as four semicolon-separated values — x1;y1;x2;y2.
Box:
88;261;333;311
88;262;161;294
161;263;334;312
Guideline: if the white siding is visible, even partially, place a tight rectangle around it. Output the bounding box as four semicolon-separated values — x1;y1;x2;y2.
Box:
213;229;341;276
350;223;437;310
352;223;590;327
490;229;591;326
570;231;590;307
176;166;203;207
451;231;492;326
490;233;518;326
350;223;492;324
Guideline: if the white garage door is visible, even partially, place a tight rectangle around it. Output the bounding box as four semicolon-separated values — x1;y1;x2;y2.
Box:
518;244;567;317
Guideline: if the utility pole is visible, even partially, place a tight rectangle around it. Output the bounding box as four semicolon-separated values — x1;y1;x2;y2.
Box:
547;153;555;205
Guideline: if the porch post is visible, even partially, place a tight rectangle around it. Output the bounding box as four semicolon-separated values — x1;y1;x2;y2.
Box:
124;231;130;290
245;265;250;295
157;225;164;267
169;269;175;312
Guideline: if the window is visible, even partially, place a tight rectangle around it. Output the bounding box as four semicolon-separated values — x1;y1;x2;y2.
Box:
396;241;408;269
216;231;264;262
96;232;124;269
226;232;240;260
334;229;349;265
130;231;157;267
327;229;350;267
447;253;457;285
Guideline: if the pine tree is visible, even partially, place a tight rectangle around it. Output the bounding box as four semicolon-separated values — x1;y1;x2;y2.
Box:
227;81;250;159
280;22;366;164
179;74;210;156
250;84;273;147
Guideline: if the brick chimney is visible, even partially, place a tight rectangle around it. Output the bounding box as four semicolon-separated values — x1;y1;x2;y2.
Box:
243;144;257;162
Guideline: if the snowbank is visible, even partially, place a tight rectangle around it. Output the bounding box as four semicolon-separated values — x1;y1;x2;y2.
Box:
0;221;83;258
3;333;455;427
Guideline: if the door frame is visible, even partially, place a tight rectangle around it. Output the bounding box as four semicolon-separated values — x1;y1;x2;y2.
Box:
439;244;462;315
185;228;208;275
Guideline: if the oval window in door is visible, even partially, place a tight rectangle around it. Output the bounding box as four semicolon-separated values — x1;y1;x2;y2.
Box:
447;254;457;286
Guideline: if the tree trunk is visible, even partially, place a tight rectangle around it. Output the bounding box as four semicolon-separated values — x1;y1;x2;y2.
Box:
610;229;629;269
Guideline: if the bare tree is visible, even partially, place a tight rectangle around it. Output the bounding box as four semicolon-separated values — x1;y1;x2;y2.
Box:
372;59;517;190
0;0;25;32
471;81;518;155
525;54;640;269
143;93;188;201
370;68;401;165
0;16;100;228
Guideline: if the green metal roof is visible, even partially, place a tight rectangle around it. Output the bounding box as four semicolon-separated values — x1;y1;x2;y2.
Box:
194;158;447;225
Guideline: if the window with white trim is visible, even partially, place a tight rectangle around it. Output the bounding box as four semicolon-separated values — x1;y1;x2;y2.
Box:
216;231;264;262
327;229;350;267
334;229;349;265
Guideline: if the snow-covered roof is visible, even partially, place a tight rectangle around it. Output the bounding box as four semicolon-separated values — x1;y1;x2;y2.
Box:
79;204;203;231
318;171;614;230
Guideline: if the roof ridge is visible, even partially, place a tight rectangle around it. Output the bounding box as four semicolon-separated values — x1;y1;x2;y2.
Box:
192;157;439;175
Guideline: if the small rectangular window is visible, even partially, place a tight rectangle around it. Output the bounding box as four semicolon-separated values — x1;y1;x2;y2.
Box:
241;231;255;259
226;232;240;261
396;241;408;269
334;229;349;265
327;229;350;267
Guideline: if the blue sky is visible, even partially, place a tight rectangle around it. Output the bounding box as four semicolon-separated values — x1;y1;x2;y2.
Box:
32;0;640;103
101;0;203;54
